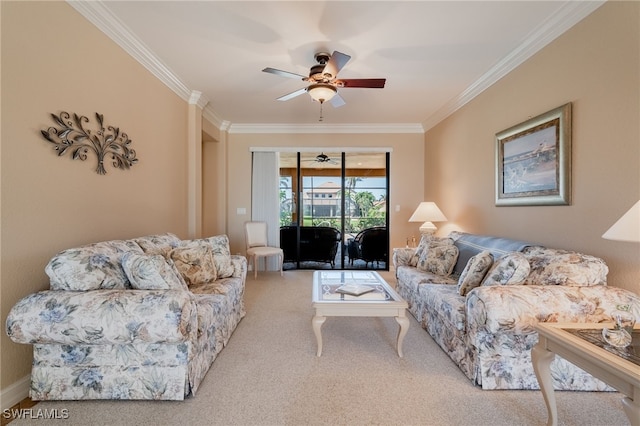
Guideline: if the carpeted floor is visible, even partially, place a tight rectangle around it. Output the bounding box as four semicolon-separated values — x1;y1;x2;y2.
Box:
12;271;630;425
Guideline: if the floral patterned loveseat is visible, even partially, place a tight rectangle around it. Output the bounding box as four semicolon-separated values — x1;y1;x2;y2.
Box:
6;233;246;400
393;231;640;390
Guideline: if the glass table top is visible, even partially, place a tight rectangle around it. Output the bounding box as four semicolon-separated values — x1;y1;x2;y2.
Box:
567;328;640;367
313;270;398;303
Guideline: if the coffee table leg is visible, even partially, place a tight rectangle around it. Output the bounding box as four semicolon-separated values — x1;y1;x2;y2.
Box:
532;341;558;426
312;315;326;356
395;315;410;358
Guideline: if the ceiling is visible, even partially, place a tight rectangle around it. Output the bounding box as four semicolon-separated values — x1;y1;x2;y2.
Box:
72;1;604;132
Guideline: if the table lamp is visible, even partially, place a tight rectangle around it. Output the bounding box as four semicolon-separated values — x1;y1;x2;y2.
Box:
409;202;447;234
602;200;640;242
601;200;639;348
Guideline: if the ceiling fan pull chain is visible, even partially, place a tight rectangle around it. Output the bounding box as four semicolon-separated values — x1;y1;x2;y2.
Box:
319;102;324;122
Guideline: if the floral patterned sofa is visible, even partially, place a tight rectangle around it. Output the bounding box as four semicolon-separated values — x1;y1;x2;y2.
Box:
6;233;246;400
393;231;640;390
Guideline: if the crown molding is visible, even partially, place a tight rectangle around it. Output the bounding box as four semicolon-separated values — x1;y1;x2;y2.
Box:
202;105;230;131
67;1;192;102
69;0;604;135
422;0;606;132
189;91;209;109
228;123;424;134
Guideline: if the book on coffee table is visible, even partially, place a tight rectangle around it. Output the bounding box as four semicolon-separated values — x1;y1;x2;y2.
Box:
336;284;375;296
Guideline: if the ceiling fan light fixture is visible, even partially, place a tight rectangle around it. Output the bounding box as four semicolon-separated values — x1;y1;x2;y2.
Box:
307;83;337;103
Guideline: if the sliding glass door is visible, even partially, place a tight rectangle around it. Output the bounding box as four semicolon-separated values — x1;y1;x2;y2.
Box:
279;151;389;270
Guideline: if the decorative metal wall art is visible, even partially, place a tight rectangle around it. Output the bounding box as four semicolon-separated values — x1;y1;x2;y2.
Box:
41;111;138;175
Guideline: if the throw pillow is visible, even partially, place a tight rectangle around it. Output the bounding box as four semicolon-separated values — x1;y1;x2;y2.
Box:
169;241;217;286
417;244;459;276
204;235;235;278
411;235;430;266
457;250;493;296
411;235;454;266
121;252;186;291
134;233;181;257
481;252;530;286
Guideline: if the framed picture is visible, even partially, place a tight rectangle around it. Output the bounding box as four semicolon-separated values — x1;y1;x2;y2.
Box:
495;103;571;206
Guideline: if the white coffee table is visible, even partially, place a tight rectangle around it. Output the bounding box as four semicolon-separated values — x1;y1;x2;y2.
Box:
532;322;640;426
311;270;409;357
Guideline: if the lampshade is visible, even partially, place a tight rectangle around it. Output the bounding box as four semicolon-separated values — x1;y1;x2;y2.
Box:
307;83;337;103
409;202;448;234
602;200;640;242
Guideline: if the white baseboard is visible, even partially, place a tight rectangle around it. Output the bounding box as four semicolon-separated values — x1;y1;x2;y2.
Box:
1;375;30;411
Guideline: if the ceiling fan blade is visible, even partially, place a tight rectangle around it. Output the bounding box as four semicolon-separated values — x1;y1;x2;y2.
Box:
330;93;346;108
276;87;307;101
323;51;351;78
262;67;306;80
338;78;386;88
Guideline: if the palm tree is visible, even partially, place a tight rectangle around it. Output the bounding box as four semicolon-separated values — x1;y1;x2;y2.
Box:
355;191;375;217
341;177;362;232
279;176;294;226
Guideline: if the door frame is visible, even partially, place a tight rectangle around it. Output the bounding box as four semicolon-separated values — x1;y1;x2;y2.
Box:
276;149;391;270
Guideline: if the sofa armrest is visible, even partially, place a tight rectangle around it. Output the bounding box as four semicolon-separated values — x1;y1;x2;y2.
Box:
393;248;416;269
466;285;640;335
6;289;196;346
230;255;247;279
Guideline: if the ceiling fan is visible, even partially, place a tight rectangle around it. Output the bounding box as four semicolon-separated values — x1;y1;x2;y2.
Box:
314;153;338;164
303;152;338;165
262;50;386;108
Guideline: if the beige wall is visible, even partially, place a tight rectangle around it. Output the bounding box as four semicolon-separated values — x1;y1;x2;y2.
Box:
202;121;227;237
1;1;189;390
424;1;640;293
225;133;425;256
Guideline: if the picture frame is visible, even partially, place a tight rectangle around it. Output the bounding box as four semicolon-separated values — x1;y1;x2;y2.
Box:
495;103;571;206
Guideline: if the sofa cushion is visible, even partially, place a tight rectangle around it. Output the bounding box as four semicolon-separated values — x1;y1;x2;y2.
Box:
522;246;608;286
420;284;467;333
170;241;217;286
481;252;530;286
46;240;144;291
395;266;457;322
458;250;493;296
122;252;187;291
417;244;459;276
134;233;181;257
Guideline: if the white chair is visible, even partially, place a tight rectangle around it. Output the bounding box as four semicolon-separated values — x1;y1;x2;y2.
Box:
245;221;284;279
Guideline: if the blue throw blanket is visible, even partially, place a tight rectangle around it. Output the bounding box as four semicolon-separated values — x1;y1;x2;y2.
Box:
451;232;535;276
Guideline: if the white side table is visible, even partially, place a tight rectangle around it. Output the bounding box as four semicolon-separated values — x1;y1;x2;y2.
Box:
532;323;640;426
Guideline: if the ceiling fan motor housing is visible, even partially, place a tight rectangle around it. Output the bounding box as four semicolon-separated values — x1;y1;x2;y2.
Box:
309;64;327;81
310;52;333;81
314;52;331;64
